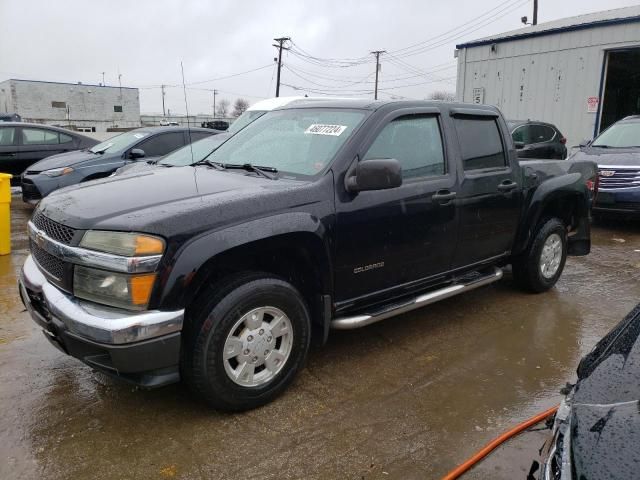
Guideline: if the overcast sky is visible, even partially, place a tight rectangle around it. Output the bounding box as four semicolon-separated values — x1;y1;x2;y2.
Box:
1;0;638;115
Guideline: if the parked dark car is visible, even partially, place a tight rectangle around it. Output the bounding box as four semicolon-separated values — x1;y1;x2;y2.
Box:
202;120;229;131
19;100;597;411
570;115;640;217
0;122;97;185
541;303;640;480
508;120;567;159
0;113;21;122
20;126;216;203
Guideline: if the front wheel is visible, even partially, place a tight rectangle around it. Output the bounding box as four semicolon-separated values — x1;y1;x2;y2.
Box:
512;217;567;293
182;273;311;411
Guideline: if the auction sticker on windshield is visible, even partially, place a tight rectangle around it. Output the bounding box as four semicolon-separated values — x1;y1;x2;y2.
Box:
305;124;347;136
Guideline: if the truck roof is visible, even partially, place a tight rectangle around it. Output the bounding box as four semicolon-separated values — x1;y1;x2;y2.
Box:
274;99;500;112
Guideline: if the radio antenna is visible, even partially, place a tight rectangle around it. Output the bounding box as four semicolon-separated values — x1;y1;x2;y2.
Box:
180;61;194;164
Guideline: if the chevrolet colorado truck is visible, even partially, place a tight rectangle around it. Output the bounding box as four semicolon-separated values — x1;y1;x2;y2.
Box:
19;100;598;411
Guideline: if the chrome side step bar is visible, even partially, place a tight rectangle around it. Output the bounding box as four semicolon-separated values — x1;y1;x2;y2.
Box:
331;267;503;330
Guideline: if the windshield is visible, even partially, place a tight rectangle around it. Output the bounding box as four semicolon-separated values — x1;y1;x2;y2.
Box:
89;131;150;153
202;108;366;178
159;134;228;166
227;110;267;134
592;121;640;148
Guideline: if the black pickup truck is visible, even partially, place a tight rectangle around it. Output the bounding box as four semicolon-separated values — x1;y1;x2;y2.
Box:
19;100;597;411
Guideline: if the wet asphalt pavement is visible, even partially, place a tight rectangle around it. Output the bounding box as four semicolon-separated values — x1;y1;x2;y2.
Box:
2;197;640;480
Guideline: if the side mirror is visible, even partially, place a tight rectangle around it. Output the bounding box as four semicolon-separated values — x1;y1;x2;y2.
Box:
514;141;525;150
129;148;146;160
579;138;591;148
345;158;402;192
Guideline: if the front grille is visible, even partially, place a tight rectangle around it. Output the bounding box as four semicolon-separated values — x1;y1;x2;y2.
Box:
31;210;76;245
31;241;65;280
598;167;640;190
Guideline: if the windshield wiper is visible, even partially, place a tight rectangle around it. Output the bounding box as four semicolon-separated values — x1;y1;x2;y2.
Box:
192;159;226;170
224;163;278;180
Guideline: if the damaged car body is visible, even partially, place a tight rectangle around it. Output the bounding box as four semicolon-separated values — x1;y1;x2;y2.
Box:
542;303;640;480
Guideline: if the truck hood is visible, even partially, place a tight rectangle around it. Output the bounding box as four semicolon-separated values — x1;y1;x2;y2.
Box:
28;149;113;171
38;165;308;233
571;147;640;166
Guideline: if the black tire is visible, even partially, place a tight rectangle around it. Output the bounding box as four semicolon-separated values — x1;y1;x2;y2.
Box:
512;217;567;293
182;272;311;411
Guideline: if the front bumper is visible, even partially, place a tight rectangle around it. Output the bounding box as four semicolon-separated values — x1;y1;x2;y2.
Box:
19;255;184;387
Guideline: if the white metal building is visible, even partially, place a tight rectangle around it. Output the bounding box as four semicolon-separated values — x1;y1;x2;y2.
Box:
0;79;141;132
455;6;640;146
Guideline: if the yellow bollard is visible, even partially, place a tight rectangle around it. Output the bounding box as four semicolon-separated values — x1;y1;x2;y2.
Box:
0;173;12;255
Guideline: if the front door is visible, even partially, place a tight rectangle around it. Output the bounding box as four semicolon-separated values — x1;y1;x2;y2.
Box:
334;110;459;304
450;113;522;268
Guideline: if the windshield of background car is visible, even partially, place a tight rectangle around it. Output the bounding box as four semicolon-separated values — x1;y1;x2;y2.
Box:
159;135;227;166
204;108;366;178
227;110;267;134
592;121;640;148
89;131;150;153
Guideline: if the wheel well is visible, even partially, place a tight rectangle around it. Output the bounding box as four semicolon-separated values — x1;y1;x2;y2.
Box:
539;194;584;231
186;234;330;344
82;170;114;182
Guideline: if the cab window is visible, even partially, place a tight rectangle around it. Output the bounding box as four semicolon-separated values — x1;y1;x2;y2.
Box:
454;118;507;171
363;115;445;179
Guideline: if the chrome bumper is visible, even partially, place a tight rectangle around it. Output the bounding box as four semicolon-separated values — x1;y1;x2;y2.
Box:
20;254;184;345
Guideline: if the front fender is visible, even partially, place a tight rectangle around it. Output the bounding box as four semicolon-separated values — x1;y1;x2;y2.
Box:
156;212;333;310
513;172;589;255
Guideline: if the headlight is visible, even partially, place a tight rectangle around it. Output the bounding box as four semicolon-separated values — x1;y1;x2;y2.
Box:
42;166;74;177
74;265;156;310
80;231;165;257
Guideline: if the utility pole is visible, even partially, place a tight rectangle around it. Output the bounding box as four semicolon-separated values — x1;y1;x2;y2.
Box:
161;84;166;117
273;36;290;97
101;71;105;86
371;50;386;100
533;0;538;25
213;89;218;118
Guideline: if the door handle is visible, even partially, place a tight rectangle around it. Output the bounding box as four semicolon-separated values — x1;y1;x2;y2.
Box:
432;190;457;204
498;181;518;192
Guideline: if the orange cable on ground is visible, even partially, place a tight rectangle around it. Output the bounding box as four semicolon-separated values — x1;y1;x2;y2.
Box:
441;405;559;480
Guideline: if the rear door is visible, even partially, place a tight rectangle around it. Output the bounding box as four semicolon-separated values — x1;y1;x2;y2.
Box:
0;126;19;176
528;124;557;159
334;108;459;303
17;127;69;173
450;111;522;268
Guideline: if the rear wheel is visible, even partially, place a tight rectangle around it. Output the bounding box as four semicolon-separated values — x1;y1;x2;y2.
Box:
512;217;567;293
182;273;311;411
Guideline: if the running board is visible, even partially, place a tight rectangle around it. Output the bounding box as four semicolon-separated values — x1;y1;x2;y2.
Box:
331;267;503;330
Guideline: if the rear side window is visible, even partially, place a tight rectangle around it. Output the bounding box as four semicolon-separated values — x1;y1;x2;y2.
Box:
454;118;506;171
511;125;531;144
22;128;60;145
137;132;185;157
529;125;555;143
364;115;445;179
0;127;16;146
59;133;74;144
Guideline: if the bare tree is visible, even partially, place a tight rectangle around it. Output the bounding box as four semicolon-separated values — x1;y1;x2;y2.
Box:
428;91;456;102
232;98;250;117
216;98;230;118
